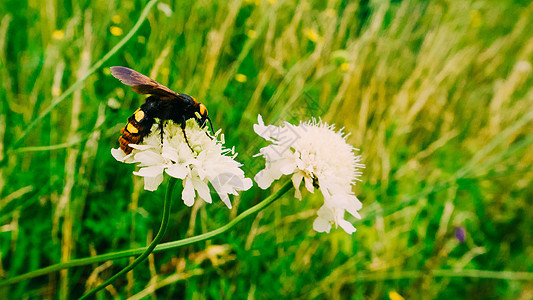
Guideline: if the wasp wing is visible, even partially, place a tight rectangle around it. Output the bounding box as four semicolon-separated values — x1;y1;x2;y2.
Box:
110;66;180;100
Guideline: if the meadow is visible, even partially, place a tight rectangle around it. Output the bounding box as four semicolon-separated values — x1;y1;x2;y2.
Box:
1;0;532;298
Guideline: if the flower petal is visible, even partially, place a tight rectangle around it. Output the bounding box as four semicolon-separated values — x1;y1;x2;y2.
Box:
133;165;165;177
161;146;180;162
304;175;314;193
313;217;331;233
211;182;233;209
254;169;275;189
143;173;164;191
111;148;135;163
165;164;188;179
316;205;335;220
193;177;212;204
330;194;362;219
134;151;165;166
279;159;297;175
129;144;154;150
337;219;357;234
241;178;253;191
253;115;271;140
291;172;304;200
182;177;196;206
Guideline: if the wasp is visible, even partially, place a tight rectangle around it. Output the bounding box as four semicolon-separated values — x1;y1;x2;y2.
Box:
110;66;213;154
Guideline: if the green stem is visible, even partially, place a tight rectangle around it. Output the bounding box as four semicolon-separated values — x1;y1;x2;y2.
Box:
0;181;293;286
79;178;176;299
0;0;159;167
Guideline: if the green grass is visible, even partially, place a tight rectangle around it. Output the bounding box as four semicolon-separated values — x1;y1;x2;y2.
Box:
1;0;533;299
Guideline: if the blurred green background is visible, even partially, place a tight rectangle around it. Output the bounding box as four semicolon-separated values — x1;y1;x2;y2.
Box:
1;0;532;298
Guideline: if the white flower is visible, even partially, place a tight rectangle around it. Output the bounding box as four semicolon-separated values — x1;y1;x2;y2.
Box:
111;119;253;209
253;115;364;234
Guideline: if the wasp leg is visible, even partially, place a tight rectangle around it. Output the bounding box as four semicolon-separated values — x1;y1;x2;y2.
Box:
181;118;194;152
159;119;165;144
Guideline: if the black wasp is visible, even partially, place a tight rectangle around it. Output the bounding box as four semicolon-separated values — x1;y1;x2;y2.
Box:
110;66;213;154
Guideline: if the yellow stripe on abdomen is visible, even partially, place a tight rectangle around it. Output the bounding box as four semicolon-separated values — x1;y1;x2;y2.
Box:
134;110;145;122
126;122;139;134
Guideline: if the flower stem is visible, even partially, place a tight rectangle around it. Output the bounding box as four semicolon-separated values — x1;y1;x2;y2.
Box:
0;181;293;287
79;178;177;299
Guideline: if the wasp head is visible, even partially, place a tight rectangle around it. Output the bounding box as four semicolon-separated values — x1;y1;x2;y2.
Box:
195;102;214;134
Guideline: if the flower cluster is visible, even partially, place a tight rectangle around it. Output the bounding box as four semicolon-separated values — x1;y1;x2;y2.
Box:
253;115;364;234
112;119;252;209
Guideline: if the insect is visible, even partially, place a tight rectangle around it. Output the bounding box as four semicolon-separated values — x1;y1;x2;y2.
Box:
110;66;213;154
